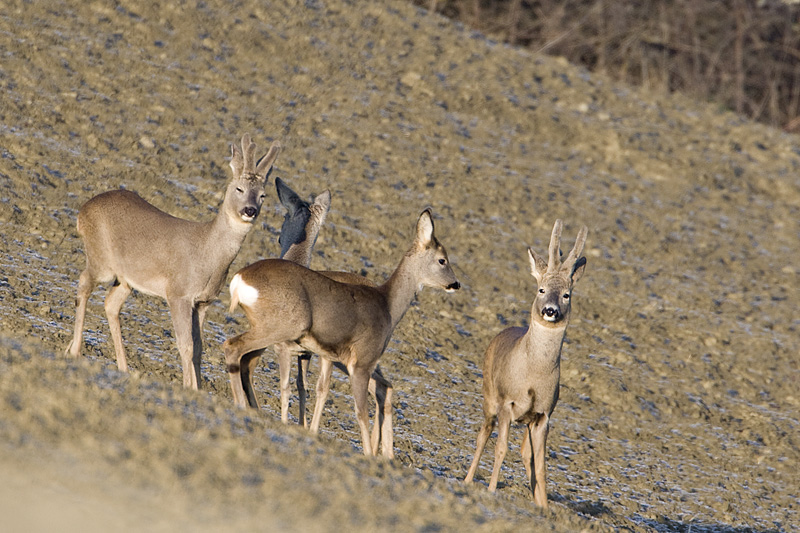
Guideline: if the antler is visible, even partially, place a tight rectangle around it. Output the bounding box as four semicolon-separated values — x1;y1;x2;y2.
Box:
230;134;281;179
241;133;257;175
547;219;563;271
256;141;281;177
563;225;588;270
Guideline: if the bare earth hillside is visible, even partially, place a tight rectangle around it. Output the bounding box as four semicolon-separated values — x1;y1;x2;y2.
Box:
0;0;798;531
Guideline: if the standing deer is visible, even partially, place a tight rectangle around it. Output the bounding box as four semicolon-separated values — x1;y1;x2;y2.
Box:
464;219;587;507
237;177;394;456
65;134;281;389
226;209;460;456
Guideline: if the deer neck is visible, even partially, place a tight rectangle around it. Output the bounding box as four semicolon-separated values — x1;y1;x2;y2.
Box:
191;203;253;286
524;320;568;373
282;207;326;267
380;251;422;330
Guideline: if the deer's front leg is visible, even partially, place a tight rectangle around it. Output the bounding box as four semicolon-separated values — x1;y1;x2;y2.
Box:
369;368;394;458
531;413;550;508
350;365;374;457
488;403;513;492
169;298;200;389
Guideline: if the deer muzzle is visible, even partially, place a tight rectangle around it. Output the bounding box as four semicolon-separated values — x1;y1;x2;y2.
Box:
241;206;258;222
542;305;561;322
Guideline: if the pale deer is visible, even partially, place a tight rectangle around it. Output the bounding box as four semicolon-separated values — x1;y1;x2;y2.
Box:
65;134;281;389
464;219;587;507
236;178;394;456
226;209;460;456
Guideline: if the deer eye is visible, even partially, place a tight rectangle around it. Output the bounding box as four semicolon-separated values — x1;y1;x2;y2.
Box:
538;288;545;294
563;293;570;299
438;258;447;266
236;187;244;193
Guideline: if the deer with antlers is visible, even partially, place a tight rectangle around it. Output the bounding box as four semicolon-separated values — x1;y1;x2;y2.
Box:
464;219;587;507
65;134;280;389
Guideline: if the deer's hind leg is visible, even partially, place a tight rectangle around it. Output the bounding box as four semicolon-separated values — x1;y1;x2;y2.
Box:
240;348;266;408
297;352;312;427
66;268;97;358
224;329;284;408
105;280;132;373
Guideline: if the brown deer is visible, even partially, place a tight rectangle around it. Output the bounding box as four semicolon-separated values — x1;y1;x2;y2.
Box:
65;134;280;389
239;178;395;456
464;219;587;507
226;209;460;456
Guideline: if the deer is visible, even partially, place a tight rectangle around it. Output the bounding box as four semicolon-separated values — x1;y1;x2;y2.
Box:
225;208;460;456
235;177;395;456
464;219;587;508
65;134;281;390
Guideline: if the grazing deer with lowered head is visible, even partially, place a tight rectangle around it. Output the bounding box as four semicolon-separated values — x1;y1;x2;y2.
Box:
65;134;281;389
237;177;395;456
464;219;587;507
226;209;460;456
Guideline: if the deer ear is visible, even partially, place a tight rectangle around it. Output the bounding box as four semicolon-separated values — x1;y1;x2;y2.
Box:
313;189;331;211
528;248;547;283
415;209;434;245
571;256;587;283
276;178;304;214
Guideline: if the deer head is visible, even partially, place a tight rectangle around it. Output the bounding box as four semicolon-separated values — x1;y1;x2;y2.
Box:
528;219;587;327
226;133;281;224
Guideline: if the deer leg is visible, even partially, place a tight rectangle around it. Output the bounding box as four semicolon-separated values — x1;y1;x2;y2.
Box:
350;365;374;457
488;403;513;492
191;305;203;387
369;366;394;459
168;298;200;390
104;281;132;373
381;382;393;458
309;357;333;434
224;331;273;408
66;269;95;358
297;352;311;427
275;343;293;423
531;413;550;508
521;422;533;487
240;349;265;408
465;413;496;483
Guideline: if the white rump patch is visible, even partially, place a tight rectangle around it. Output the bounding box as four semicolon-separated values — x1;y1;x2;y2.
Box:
230;273;259;308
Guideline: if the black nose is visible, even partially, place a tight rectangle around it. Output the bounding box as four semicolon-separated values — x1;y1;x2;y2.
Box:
543;306;560;318
447;281;461;291
243;206;257;218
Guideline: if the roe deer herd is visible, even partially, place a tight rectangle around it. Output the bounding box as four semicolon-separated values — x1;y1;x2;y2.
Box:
66;133;588;505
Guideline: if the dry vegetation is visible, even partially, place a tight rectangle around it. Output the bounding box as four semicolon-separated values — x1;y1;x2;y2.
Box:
418;0;800;131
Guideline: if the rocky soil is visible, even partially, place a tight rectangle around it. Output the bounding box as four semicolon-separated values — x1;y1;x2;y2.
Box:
0;0;798;531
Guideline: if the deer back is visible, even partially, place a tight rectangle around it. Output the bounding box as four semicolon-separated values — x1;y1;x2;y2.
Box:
232;259;393;361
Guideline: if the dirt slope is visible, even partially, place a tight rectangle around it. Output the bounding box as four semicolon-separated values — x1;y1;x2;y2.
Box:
0;0;798;531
